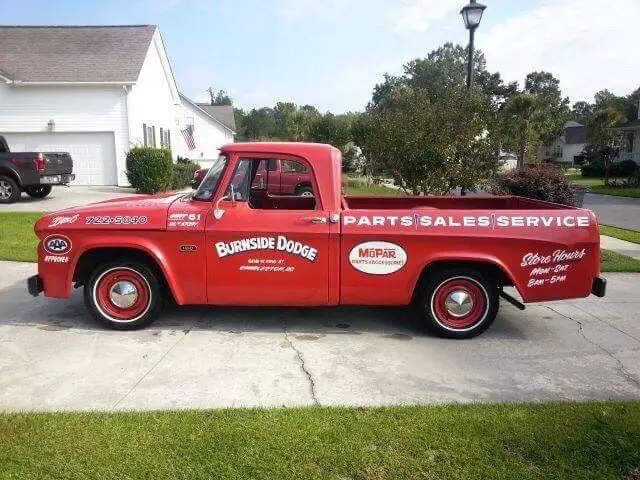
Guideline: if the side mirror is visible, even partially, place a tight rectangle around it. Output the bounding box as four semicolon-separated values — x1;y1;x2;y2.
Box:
214;194;230;220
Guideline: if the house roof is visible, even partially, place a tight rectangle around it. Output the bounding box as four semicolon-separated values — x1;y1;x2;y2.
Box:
179;94;236;133
564;123;588;145
196;104;237;131
618;119;640;131
0;25;157;83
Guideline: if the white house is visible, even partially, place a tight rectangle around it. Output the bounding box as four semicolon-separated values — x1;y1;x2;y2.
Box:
0;25;234;186
539;121;588;165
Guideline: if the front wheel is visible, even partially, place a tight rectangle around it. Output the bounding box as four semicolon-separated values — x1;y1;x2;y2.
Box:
84;261;163;330
25;185;53;198
297;186;314;197
0;175;21;203
419;267;499;339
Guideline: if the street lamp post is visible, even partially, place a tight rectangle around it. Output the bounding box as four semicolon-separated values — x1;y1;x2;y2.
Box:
460;0;487;90
459;0;486;196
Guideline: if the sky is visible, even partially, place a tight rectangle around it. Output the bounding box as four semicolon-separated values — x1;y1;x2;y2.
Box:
1;0;638;113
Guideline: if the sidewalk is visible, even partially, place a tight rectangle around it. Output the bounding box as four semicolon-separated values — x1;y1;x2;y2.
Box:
601;235;640;260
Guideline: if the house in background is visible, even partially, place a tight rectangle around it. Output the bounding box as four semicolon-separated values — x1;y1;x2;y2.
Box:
178;95;235;168
616;101;640;164
538;121;588;165
0;25;234;186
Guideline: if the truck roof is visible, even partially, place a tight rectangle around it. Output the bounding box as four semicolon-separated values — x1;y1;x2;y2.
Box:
220;142;340;158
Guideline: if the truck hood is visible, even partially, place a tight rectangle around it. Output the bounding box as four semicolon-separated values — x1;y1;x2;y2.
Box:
35;191;187;235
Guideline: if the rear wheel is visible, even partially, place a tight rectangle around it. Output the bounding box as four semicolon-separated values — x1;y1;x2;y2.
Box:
84;261;162;330
0;175;20;203
297;186;314;197
419;267;499;339
25;185;52;198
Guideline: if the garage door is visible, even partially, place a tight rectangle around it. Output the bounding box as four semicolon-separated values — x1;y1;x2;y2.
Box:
3;132;118;185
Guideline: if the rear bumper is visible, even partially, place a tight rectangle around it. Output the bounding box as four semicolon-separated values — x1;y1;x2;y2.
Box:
38;173;75;185
592;277;607;297
27;275;44;297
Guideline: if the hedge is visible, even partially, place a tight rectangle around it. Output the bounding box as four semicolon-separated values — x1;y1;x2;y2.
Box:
126;148;173;194
492;164;576;206
172;161;200;189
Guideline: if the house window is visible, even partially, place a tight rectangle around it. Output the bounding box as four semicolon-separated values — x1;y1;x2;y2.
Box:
143;124;156;147
553;145;563;158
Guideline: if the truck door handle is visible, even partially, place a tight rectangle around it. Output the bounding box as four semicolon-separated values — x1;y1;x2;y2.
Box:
300;216;327;224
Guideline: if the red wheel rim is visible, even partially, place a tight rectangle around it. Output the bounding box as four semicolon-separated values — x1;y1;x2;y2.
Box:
431;278;487;330
95;268;151;322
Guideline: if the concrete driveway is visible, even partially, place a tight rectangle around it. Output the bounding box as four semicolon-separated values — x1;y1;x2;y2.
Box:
1;260;639;412
0;186;136;212
583;193;640;230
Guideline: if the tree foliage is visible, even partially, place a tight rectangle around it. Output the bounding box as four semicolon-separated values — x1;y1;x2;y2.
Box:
353;87;500;195
206;87;233;106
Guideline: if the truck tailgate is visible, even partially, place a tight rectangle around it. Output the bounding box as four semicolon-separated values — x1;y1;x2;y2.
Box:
43;152;73;175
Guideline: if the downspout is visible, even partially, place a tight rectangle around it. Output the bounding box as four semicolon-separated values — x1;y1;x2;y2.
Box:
122;84;132;187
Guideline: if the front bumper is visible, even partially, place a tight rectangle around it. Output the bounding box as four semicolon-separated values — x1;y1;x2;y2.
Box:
592;277;607;297
27;275;44;297
40;174;75;185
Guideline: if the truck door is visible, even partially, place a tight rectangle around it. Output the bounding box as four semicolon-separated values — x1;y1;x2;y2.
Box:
205;155;330;306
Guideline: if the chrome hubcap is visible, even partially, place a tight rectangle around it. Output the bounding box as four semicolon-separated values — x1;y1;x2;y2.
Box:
300;191;314;197
444;290;473;317
0;180;12;199
109;281;138;309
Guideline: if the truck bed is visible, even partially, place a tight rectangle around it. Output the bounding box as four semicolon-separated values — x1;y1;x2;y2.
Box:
342;195;571;210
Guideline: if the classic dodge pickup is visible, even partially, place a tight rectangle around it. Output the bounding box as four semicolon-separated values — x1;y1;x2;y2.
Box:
28;142;606;338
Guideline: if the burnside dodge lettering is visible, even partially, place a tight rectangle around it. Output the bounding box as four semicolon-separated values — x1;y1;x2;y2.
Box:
342;214;591;228
216;236;318;262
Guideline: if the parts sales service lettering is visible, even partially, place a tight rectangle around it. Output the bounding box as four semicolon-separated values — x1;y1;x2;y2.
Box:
215;236;318;262
342;214;591;229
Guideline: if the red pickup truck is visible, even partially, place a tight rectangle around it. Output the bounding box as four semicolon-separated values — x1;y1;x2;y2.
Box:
28;142;606;338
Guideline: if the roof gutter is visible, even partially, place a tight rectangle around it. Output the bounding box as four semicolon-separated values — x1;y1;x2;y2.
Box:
7;80;136;86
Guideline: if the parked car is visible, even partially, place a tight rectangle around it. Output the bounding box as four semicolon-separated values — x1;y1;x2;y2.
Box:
28;142;605;338
192;158;314;196
0;135;74;203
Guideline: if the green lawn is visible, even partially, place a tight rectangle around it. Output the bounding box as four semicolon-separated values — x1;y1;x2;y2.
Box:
566;175;640;198
1;402;640;479
600;225;640;244
0;212;41;262
601;249;640;272
343;184;400;196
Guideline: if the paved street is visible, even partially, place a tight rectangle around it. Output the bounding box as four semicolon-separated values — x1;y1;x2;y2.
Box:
1;260;639;411
584;193;640;230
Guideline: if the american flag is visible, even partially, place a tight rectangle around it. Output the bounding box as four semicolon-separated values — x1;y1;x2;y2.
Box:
181;125;196;150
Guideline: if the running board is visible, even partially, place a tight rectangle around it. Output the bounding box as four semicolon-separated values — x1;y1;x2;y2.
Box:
499;290;525;310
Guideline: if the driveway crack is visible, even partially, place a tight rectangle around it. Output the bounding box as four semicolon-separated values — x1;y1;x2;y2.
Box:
283;319;319;406
112;324;193;409
547;306;640;391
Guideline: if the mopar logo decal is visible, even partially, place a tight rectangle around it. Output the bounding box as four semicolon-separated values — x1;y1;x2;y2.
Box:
44;235;72;255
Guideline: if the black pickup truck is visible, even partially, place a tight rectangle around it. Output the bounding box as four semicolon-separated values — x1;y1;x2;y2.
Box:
0;135;74;203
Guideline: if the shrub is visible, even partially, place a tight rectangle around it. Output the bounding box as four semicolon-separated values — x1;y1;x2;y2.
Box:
581;162;604;178
171;160;200;189
126;148;173;194
492;164;576;206
581;159;639;178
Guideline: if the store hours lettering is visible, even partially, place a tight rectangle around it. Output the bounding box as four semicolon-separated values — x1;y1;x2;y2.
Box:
521;248;587;288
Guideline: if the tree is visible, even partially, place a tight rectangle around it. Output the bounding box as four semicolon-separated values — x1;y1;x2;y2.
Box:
523;71;570;146
571;101;595;125
206;87;233;106
308;113;353;151
242;107;277;140
353;87;500;195
370;43;516;109
588;107;625;186
502;93;540;169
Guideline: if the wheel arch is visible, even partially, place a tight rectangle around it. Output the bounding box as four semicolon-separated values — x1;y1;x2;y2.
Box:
411;256;519;304
72;245;179;303
0;167;22;187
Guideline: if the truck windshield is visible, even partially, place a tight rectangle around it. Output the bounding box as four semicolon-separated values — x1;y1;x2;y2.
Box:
193;154;228;201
